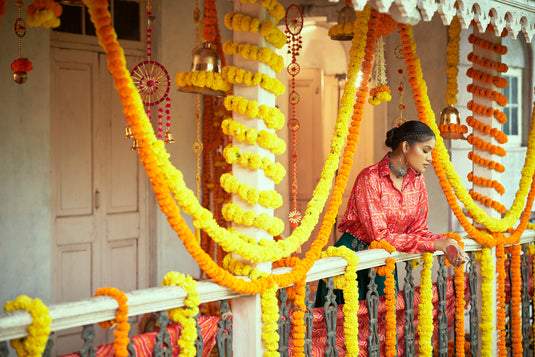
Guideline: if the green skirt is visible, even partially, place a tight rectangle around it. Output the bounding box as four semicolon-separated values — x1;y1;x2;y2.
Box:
314;232;399;307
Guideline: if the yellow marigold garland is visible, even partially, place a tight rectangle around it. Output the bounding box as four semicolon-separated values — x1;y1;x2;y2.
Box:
223;40;284;73
221;118;286;154
161;272;200;357
238;0;286;23
224;95;285;130
223;12;286;49
495;240;506;356
221;65;285;96
222;255;280;357
94;287;130;357
220;173;282;208
3;296;52;357
223;145;286;184
478;247;494;356
418;253;434;357
321;246;359;356
222;203;284;236
175;71;232;93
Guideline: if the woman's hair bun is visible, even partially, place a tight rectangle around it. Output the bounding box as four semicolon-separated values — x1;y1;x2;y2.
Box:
385;127;397;148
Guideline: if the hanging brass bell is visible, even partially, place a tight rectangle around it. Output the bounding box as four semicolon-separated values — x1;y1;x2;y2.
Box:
439;105;466;140
331;5;357;41
131;139;140;151
190;42;220;73
177;42;226;97
164;130;175;144
13;71;28;84
124;126;134;139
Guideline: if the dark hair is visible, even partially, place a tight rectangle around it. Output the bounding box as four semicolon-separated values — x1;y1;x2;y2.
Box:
385;121;435;149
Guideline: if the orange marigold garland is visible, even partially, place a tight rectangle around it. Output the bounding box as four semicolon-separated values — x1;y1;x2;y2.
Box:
376;258;397;357
94;288;130;357
495;239;506;356
510;244;523;355
292;279;307;357
26;0;62;28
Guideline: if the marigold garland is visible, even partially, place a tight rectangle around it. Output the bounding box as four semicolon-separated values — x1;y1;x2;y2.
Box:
466;83;507;107
418;253;434;357
224;95;285;130
223;40;284;73
161;272;200;357
399;22;535;240
175;71;232;93
82;0;375;303
223;12;286;49
445;16;460;106
467;52;508;73
369;240;396;253
26;0;62;28
321;246;359;356
328;21;355;39
438;123;467;135
468;33;507;54
221;65;285;96
468;151;505;173
220;172;283;208
468;189;507;214
510;244;523;355
221;118;286;154
466;67;508;88
478;248;494;356
3;295;52;357
441;233;466;356
238;0;285;23
94;288;130;357
468;172;505;195
466;116;508;144
495;240;506;356
375;258;396;357
223;145;286;184
222;203;284;236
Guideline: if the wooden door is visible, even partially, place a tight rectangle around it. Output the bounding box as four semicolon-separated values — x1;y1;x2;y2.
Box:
51;48;148;355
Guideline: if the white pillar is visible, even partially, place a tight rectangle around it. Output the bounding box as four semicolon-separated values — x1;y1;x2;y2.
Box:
471;26;501;356
229;1;276;356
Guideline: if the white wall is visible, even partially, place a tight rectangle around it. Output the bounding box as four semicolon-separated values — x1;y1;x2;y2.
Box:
384;15;451;235
0;7;52;304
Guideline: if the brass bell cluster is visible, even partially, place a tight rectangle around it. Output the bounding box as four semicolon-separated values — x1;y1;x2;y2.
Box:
439;105;466;140
124;126;174;151
177;42;225;97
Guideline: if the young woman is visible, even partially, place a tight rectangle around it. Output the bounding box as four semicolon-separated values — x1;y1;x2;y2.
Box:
315;120;465;306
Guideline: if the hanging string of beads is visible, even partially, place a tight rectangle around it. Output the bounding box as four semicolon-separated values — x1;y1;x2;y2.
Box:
285;4;304;230
11;1;33;84
129;0;173;150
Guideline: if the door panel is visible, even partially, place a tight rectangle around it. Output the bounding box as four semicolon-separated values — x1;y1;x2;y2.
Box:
51;48;148;355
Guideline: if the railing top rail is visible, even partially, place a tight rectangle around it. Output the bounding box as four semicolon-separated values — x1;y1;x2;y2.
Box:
1;233;533;341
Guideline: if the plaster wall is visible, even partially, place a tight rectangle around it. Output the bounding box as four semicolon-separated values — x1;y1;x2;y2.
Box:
0;8;52;304
384;15;451;235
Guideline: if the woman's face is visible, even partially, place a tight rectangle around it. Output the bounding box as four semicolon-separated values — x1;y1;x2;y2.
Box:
403;137;435;174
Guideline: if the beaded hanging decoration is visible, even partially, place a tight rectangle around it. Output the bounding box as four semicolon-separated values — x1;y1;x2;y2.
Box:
129;0;173;149
11;1;33;84
285;4;303;230
368;36;391;106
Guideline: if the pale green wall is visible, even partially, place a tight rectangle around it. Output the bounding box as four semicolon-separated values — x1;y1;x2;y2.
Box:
0;7;51;304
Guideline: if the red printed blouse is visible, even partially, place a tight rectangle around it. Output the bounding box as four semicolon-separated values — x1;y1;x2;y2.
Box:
338;154;439;254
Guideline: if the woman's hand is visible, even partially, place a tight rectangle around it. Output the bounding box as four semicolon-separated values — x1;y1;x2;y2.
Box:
434;238;465;267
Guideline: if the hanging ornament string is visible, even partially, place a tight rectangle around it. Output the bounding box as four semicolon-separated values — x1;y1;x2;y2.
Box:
368;36;391;106
130;0;172;149
285;4;304;230
11;1;33;85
